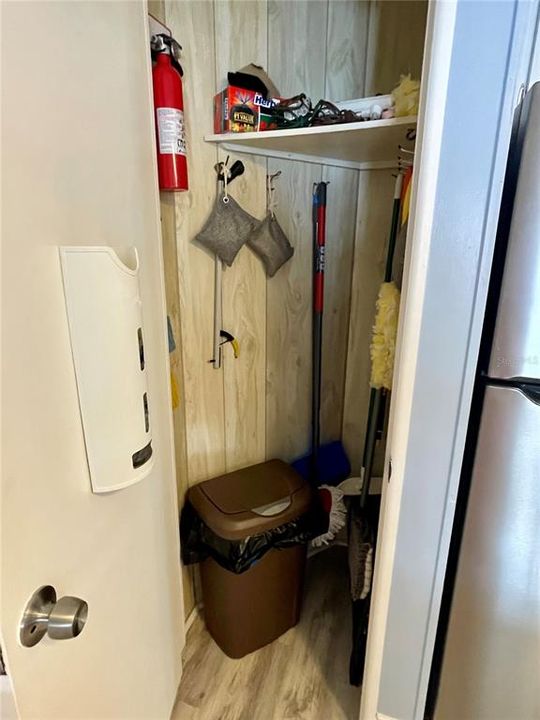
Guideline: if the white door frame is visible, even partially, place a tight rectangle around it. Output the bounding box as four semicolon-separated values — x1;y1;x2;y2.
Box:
360;2;458;715
360;2;540;719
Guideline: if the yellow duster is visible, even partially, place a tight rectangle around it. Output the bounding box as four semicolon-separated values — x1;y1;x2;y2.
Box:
392;74;421;117
370;281;400;390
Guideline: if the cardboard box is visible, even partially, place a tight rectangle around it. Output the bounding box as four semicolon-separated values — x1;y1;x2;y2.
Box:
214;86;258;134
213;87;280;133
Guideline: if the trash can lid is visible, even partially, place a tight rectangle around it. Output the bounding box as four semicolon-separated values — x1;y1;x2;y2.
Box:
187;459;312;540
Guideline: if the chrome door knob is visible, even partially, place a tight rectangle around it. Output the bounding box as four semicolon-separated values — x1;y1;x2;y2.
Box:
20;586;88;647
48;595;88;640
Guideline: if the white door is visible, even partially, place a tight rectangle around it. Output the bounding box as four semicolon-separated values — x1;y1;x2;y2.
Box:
1;2;184;718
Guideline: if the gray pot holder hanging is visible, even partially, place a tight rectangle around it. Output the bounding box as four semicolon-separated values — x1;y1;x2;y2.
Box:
248;171;294;277
195;191;258;267
248;212;294;277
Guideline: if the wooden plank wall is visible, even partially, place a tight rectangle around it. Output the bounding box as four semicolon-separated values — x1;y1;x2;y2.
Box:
342;0;427;474
266;0;328;460
214;3;268;474
148;0;196;620
159;0;427;616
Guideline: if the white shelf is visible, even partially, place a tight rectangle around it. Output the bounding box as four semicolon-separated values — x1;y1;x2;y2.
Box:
205;116;416;170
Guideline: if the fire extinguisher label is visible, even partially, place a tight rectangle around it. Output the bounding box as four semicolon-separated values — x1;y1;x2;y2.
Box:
156;108;186;156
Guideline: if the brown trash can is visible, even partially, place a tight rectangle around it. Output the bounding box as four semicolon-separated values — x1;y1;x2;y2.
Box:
187;459;312;658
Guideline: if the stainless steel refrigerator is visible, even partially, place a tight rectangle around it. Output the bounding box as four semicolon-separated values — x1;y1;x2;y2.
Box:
434;82;540;720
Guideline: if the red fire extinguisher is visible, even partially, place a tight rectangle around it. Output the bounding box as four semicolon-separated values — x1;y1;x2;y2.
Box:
151;34;188;191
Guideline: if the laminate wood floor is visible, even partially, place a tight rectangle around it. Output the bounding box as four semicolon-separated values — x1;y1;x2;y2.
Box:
171;547;361;720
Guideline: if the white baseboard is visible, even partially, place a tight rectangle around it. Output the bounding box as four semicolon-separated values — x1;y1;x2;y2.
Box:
184;603;201;633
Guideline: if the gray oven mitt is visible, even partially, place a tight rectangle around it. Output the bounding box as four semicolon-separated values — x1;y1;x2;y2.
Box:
195;192;258;267
248;213;294;277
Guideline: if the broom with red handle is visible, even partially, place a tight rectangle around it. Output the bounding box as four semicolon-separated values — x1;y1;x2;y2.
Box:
292;180;350;488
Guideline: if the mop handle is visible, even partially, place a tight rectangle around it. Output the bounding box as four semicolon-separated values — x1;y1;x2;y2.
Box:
314;182;327;312
360;173;403;508
311;182;327;482
384;173;403;282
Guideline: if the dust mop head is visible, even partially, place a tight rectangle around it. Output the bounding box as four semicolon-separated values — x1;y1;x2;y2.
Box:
370;281;400;390
311;485;347;548
392;74;421;117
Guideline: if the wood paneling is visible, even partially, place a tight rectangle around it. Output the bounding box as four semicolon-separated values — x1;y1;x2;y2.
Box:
159;193;196;617
149;0;195;619
326;0;370;101
268;0;329;99
162;0;428;471
214;1;268;472
365;0;428;95
341;0;427;474
319;0;369;445
266;0;327;461
159;0;428;616
265;160;321;461
266;1;370;455
147;0;165;22
342;169;395;474
166;0;226;486
320;166;358;443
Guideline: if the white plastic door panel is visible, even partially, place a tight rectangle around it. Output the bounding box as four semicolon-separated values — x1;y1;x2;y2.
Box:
1;2;184;718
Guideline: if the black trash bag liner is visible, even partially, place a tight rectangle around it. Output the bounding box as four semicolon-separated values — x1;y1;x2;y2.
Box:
180;501;327;574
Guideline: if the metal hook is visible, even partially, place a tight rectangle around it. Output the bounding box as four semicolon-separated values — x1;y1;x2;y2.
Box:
215;158;245;191
398;148;414;165
267;170;282;193
267;171;282;217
